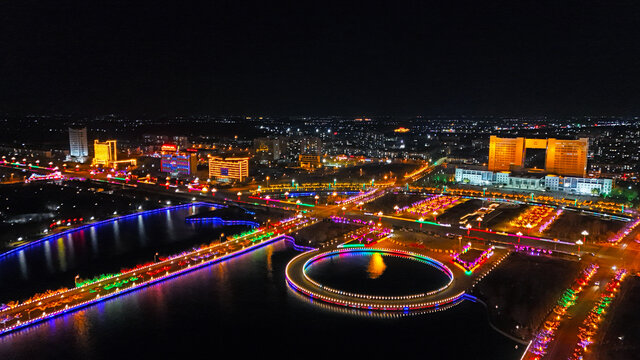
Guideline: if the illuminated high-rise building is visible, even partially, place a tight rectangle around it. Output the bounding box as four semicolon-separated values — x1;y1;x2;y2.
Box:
208;156;250;182
545;138;588;177
93;140;117;166
68;127;89;162
487;136;588;177
488;136;525;171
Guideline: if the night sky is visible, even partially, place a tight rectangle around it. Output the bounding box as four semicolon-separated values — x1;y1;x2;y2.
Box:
1;1;640;116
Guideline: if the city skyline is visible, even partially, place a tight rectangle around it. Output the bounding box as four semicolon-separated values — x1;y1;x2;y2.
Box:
1;2;640;360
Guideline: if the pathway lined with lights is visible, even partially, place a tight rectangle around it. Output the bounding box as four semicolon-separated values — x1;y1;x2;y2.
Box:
286;245;466;311
285;232;509;311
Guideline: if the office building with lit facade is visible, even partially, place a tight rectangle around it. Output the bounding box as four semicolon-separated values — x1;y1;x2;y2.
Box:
92;140;117;166
456;135;608;195
161;153;197;176
68;127;89;163
299;154;321;170
488;136;588;177
92;139;137;168
544;138;589;177
208;156;249;182
488;136;525;172
454;168;612;195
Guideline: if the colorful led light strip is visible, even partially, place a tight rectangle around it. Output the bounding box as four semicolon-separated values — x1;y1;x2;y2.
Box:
285;247;464;311
185;217;259;228
609;217;640;244
538;208;564;233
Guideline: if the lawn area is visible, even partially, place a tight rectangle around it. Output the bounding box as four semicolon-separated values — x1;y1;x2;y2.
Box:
437;199;484;224
473;252;581;340
596;275;640;360
362;192;424;213
482;203;528;231
544;211;626;243
290;219;360;247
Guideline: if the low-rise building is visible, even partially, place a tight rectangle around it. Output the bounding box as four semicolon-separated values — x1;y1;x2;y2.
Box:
299;154;322;170
161;153;197;176
208;156;250;182
454;167;613;195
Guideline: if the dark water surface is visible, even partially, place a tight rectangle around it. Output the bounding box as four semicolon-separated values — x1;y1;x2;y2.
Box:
0;207;523;360
306;252;450;296
0;205;250;303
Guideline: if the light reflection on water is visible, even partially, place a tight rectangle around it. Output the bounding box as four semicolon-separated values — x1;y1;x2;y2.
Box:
367;252;387;279
0;239;522;360
56;236;66;272
137;215;147;247
306;252;450;297
43;241;53;273
0;205;250;304
17;250;28;280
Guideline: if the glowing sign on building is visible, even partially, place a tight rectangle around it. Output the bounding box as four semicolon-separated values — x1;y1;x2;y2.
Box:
161;144;178;152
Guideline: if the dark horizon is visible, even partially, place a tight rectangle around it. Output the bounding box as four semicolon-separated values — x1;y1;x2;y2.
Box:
2;1;640;116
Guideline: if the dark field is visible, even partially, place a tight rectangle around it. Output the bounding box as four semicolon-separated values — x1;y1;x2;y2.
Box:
290;220;360;246
473;252;581;340
482;203;527;231
545;211;626;243
437;199;484;224
595;275;640;360
363;192;425;213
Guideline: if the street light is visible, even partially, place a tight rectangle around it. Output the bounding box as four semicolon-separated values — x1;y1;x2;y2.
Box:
466;223;472;236
477;216;483;228
265;195;271;205
516;231;523;244
296;199;301;209
432;211;438;223
237;191;242;201
418;217;424;229
285;191;289;199
394;205;399;214
342;206;347;216
314;194;319;205
377;211;383;222
576;239;583;254
581;230;589;243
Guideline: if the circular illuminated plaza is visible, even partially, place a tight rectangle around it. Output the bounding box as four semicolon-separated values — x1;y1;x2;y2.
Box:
286;247;467;311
